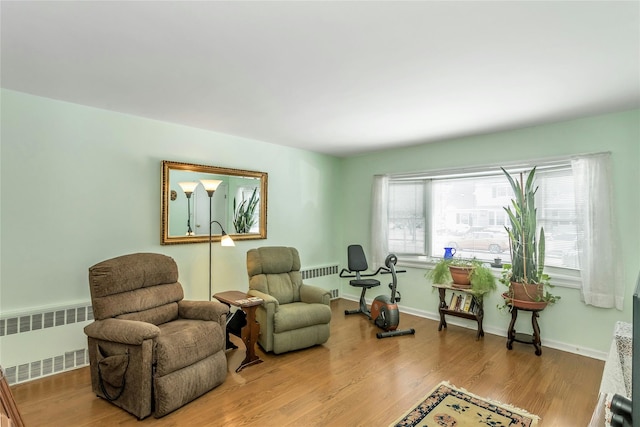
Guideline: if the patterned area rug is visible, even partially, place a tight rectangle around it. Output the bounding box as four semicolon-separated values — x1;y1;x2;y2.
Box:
391;381;540;427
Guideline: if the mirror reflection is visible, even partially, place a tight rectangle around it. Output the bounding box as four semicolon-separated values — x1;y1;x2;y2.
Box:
161;161;268;244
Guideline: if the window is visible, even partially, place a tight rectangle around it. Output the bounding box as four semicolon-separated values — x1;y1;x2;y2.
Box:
377;153;621;307
388;165;579;270
389;181;426;254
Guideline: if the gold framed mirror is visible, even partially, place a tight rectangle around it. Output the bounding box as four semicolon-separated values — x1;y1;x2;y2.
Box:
161;160;268;244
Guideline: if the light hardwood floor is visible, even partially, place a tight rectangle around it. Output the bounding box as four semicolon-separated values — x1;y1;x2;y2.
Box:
12;299;603;426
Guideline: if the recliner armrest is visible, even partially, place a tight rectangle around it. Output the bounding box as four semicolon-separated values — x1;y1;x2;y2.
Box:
178;300;228;326
84;318;160;345
248;289;279;310
300;284;330;305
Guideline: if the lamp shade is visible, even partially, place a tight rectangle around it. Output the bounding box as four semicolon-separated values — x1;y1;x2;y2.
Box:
200;179;223;195
221;234;235;247
178;181;198;195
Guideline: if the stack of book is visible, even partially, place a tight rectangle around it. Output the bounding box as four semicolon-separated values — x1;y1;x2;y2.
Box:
447;293;480;314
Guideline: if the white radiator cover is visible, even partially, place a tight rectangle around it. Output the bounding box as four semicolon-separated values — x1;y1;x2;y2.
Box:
0;303;93;384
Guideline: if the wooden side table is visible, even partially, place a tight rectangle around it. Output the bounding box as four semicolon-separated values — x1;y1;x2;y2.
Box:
213;291;264;372
506;305;544;356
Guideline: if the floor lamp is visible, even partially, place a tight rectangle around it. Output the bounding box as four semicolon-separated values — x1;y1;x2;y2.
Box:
201;180;235;301
178;181;198;235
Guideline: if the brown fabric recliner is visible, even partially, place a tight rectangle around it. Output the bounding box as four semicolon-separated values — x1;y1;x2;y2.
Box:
247;247;331;354
83;253;227;419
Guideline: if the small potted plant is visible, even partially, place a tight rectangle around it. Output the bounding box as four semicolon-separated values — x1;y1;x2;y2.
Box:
500;167;560;308
427;257;497;298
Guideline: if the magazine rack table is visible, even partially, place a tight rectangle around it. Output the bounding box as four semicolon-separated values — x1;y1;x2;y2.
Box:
432;284;484;340
213;290;264;372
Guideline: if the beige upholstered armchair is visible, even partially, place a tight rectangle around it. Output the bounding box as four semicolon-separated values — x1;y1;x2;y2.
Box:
246;247;332;354
83;253;228;419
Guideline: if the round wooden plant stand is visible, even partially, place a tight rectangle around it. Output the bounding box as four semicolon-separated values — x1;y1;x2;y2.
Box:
502;293;547;356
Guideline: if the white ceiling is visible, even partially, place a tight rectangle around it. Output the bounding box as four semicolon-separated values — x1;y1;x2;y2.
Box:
2;1;639;157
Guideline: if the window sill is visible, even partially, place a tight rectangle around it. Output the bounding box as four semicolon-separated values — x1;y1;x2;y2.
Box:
397;255;581;289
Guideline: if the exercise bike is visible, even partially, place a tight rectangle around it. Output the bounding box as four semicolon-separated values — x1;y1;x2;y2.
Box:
371;254;416;338
340;246;415;339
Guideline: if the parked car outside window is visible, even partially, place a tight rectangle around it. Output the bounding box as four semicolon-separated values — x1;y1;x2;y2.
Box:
447;231;509;254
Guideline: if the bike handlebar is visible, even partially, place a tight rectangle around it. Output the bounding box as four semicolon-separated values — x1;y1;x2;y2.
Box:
339;266;406;278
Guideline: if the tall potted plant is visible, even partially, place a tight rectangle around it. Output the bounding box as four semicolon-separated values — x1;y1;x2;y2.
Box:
500;167;559;307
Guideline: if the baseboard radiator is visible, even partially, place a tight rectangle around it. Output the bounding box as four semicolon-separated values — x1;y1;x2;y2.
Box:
301;264;339;280
300;264;340;299
0;304;93;385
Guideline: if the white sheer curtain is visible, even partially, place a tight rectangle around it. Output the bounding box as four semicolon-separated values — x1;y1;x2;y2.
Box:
572;153;623;310
371;175;389;268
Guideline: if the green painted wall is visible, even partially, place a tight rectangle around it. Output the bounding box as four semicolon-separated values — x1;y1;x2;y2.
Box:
0;89;344;308
338;109;640;356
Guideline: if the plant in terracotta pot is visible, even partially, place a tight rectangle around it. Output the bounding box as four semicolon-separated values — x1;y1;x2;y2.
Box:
427;257;497;298
500;167;560;308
